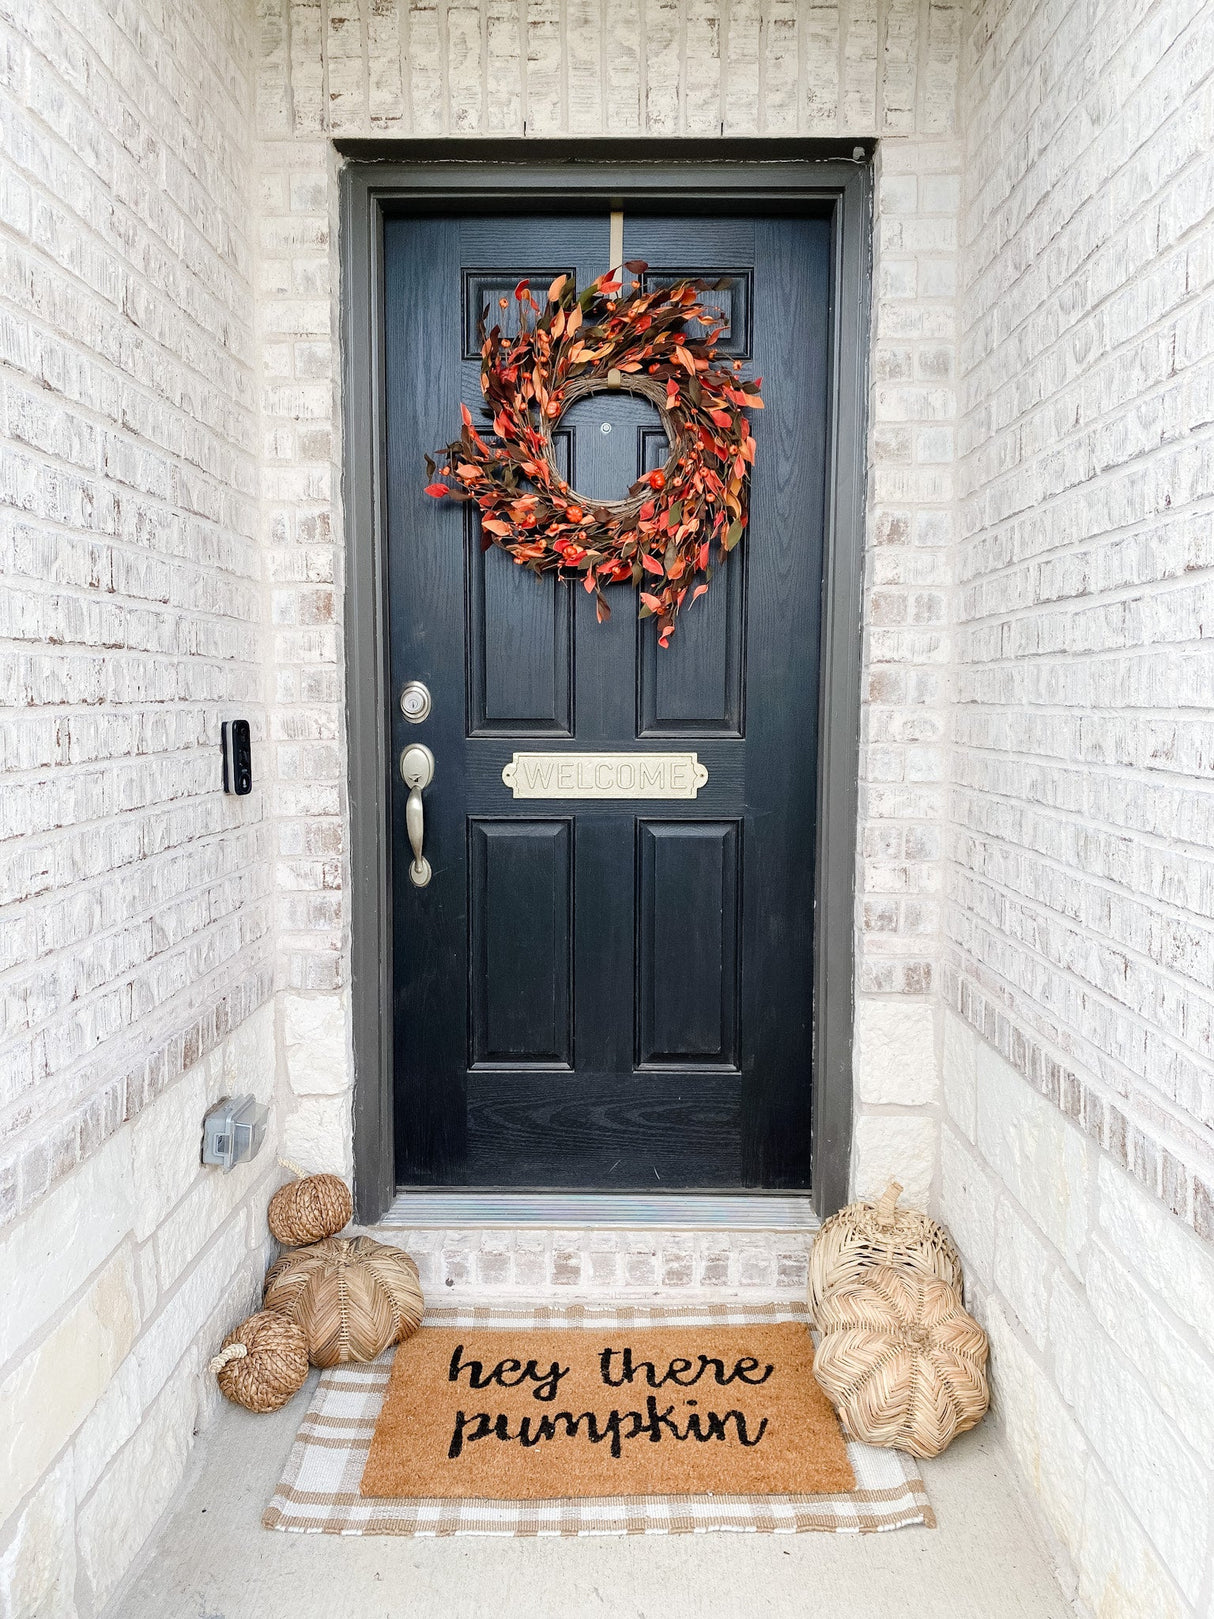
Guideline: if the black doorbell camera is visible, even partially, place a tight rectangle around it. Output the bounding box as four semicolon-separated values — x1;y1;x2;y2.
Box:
221;720;252;795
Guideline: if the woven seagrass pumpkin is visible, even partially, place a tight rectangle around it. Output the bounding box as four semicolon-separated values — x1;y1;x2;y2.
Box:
209;1310;310;1413
808;1180;963;1317
813;1266;989;1459
263;1236;424;1368
267;1170;352;1246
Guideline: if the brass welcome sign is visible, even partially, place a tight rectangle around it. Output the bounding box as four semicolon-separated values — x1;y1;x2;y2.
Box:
501;751;709;800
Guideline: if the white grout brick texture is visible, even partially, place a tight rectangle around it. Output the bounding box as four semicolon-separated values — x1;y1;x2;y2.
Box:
951;0;1214;1249
945;0;1214;1612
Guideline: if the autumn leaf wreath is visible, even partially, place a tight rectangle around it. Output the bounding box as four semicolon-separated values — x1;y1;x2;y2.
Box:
425;265;763;647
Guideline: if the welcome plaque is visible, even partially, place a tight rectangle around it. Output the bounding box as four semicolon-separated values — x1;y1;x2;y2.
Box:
501;751;708;800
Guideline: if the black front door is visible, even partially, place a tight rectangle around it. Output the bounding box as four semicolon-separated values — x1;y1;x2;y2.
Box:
384;208;830;1190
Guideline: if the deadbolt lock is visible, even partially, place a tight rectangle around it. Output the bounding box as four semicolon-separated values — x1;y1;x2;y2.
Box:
400;680;432;723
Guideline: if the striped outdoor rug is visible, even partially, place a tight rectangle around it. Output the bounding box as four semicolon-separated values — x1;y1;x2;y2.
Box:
263;1300;935;1537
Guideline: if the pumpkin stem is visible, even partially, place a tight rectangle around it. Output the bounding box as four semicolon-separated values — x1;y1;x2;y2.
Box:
875;1181;903;1223
209;1342;249;1375
277;1157;308;1180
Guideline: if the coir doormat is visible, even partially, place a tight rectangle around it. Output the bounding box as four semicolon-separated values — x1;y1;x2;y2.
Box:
263;1302;934;1536
362;1323;853;1499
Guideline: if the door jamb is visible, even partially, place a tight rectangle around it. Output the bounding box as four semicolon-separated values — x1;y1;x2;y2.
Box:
340;143;872;1223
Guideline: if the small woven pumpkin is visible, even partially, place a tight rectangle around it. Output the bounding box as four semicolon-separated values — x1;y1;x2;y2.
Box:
267;1171;352;1246
808;1180;963;1317
813;1266;989;1459
209;1311;310;1413
263;1236;424;1368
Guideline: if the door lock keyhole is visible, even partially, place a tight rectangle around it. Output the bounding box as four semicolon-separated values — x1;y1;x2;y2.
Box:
400;680;432;722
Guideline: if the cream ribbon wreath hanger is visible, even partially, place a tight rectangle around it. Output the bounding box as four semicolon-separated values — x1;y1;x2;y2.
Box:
607;209;627;388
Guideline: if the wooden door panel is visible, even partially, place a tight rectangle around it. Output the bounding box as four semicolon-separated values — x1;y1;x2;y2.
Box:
636;820;740;1067
635;422;746;736
637;563;745;736
467;540;573;735
469;819;573;1067
463;1072;743;1187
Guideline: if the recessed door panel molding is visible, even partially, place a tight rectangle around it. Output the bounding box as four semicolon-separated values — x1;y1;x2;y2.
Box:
636;426;745;736
636;819;741;1067
464;1073;743;1187
462;267;575;357
467;429;574;736
640;267;754;359
469;818;573;1067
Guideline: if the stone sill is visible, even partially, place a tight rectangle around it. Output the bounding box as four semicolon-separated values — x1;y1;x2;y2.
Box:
370;1196;819;1298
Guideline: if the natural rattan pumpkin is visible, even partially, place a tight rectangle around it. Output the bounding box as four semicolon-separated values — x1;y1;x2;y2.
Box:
808;1180;963;1317
267;1171;352;1246
263;1236;424;1368
813;1266;989;1459
209;1310;310;1412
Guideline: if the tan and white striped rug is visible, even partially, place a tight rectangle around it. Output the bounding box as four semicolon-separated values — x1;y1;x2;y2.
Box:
263;1301;935;1537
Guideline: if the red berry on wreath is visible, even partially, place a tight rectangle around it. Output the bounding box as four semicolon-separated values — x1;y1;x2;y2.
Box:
423;265;763;646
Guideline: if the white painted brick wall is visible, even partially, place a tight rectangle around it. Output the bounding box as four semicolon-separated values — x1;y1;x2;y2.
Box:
942;1012;1214;1618
255;0;964;1204
953;0;1214;1243
0;1006;278;1618
0;0;274;1220
0;0;290;1613
946;0;1214;1612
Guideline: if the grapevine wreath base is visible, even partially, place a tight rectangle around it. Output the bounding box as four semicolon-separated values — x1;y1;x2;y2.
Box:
426;265;763;646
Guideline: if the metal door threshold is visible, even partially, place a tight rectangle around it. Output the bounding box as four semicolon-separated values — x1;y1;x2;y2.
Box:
382;1192;819;1230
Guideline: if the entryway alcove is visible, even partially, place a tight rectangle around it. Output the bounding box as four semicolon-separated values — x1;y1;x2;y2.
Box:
340;144;870;1225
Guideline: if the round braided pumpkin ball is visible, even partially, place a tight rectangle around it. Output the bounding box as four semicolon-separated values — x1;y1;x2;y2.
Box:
263;1236;424;1368
813;1266;989;1459
209;1311;310;1413
808;1180;963;1318
267;1172;352;1246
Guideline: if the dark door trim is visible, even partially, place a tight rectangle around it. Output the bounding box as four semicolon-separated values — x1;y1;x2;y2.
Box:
341;142;872;1223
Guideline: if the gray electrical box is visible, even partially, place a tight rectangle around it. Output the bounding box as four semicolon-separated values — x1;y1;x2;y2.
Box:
201;1094;268;1172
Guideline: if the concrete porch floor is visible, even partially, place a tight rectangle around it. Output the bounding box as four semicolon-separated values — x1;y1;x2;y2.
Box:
111;1371;1072;1619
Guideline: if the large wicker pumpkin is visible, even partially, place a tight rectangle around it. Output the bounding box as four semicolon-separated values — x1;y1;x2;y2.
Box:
813;1266;989;1459
264;1236;424;1368
808;1180;963;1317
267;1172;352;1246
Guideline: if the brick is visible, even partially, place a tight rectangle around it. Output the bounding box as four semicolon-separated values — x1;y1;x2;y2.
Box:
0;1454;76;1619
0;1248;139;1526
853;997;938;1104
1051;1276;1208;1599
850;1110;937;1206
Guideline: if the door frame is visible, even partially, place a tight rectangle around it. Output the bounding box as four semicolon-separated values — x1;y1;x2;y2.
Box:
340;140;872;1223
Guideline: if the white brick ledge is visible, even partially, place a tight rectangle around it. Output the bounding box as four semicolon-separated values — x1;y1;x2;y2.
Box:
370;1222;815;1300
946;963;1214;1247
0;967;273;1232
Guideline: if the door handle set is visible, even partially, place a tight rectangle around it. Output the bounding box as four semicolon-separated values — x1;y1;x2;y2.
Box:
399;682;434;887
400;742;435;887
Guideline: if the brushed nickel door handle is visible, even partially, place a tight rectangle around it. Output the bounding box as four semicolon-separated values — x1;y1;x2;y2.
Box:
400;743;435;887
